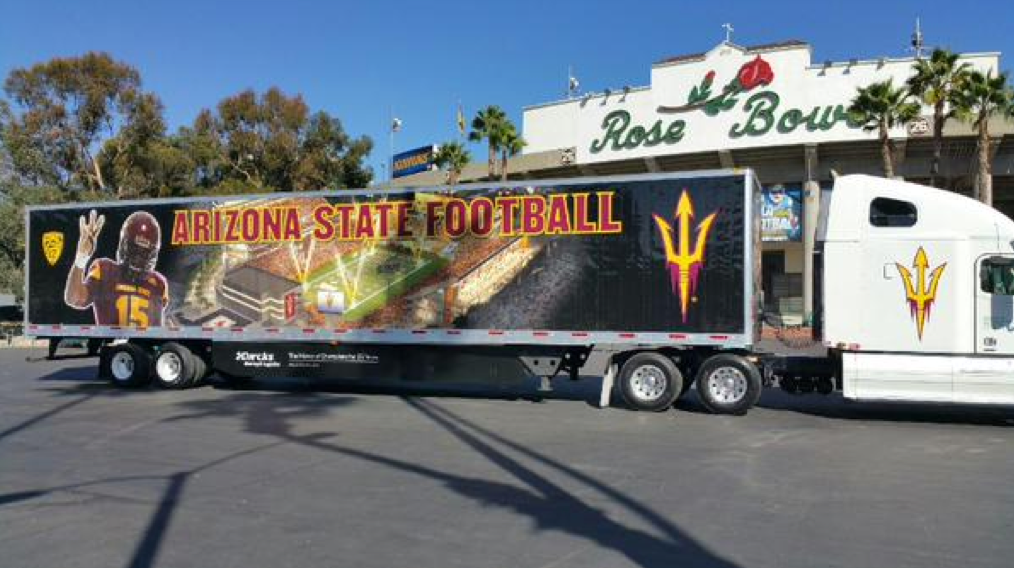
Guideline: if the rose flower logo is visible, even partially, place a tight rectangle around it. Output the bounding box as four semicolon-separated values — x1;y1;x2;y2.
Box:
659;55;775;115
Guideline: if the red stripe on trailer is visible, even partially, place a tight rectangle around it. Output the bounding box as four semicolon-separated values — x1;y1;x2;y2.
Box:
266;328;279;334
110;326;123;331
619;332;636;339
533;331;550;337
411;330;427;335
372;329;386;334
669;333;688;340
489;330;504;336
303;328;316;334
50;325;62;330
334;328;348;334
230;327;244;333
29;325;38;331
571;332;589;337
447;330;462;335
80;326;92;331
709;335;729;340
201;326;214;332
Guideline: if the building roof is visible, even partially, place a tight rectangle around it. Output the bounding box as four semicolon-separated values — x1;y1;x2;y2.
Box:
654;39;810;66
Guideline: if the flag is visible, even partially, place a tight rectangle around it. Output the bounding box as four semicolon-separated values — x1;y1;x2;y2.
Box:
391;117;402;133
456;104;465;136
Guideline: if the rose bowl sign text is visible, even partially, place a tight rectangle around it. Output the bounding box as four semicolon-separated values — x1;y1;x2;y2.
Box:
521;41;998;164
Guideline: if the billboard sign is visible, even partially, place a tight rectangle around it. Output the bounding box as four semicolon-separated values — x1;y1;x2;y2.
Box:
26;175;756;339
392;145;437;178
761;183;802;242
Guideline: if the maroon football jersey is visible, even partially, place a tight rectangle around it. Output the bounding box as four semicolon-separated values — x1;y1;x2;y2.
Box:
84;258;168;327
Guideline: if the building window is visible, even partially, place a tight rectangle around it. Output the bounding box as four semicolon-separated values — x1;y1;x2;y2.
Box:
869;197;917;227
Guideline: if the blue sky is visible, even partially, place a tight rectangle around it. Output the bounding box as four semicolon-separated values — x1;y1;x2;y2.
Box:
2;0;1012;181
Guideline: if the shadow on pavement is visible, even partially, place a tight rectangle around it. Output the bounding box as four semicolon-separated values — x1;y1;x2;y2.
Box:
208;373;603;405
758;390;1014;427
163;390;739;568
0;440;287;568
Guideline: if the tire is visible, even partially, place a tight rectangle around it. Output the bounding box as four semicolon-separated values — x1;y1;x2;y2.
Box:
153;342;196;389
191;353;208;386
695;353;763;415
188;343;212;386
617;352;682;412
101;343;152;388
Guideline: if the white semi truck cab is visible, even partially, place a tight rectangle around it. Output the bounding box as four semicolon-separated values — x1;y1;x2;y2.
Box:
774;175;1014;406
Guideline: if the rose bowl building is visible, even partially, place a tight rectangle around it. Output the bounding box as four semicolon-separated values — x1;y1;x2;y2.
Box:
396;39;1014;324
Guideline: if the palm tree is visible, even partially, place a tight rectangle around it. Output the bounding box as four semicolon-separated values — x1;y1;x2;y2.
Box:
498;124;526;181
907;48;971;187
468;105;507;180
432;141;471;185
848;80;921;179
953;70;1012;206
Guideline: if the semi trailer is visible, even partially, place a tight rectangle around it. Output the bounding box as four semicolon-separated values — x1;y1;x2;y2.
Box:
23;170;1014;413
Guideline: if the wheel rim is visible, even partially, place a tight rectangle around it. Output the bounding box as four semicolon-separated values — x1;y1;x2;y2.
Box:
629;364;668;402
156;352;183;383
110;352;135;381
706;366;748;403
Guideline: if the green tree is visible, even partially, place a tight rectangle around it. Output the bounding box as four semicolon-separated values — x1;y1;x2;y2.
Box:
907;48;971;187
952;70;1012;206
432;141;471;185
98;90;194;197
189;88;373;192
468;105;508;180
848;80;921;179
1;52;143;192
0;181;66;300
498;123;525;182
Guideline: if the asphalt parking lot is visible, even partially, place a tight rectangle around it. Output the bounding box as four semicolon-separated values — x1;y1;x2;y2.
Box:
1;347;1013;568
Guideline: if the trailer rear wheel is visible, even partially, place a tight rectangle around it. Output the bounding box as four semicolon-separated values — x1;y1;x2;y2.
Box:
101;343;152;388
190;351;209;386
695;353;762;415
618;352;682;412
153;342;196;389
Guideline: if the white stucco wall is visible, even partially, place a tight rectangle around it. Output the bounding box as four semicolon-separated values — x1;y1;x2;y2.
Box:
522;41;1001;164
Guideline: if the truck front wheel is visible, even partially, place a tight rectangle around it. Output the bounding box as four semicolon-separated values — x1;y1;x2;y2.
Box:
695;353;762;415
618;352;682;412
101;343;152;388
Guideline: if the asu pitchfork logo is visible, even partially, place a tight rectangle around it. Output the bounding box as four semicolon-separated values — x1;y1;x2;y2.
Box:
652;190;718;323
895;246;946;340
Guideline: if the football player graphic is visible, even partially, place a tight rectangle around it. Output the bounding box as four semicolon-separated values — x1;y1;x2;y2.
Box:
64;210;169;327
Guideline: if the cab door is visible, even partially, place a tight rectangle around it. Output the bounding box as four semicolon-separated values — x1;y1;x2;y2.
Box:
960;255;1014;403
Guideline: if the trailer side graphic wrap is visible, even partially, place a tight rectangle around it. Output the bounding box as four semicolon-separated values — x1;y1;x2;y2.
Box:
27;176;748;335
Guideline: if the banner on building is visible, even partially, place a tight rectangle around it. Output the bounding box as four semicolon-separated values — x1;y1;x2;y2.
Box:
392;145;437;178
761;184;802;242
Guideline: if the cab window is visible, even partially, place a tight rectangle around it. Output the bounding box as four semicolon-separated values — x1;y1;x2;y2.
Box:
869;197;917;227
980;258;1014;295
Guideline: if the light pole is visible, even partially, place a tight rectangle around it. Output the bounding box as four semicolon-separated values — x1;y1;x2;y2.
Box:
390;115;402;185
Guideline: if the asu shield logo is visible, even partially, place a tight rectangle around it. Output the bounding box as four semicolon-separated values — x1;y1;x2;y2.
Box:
42;231;64;266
